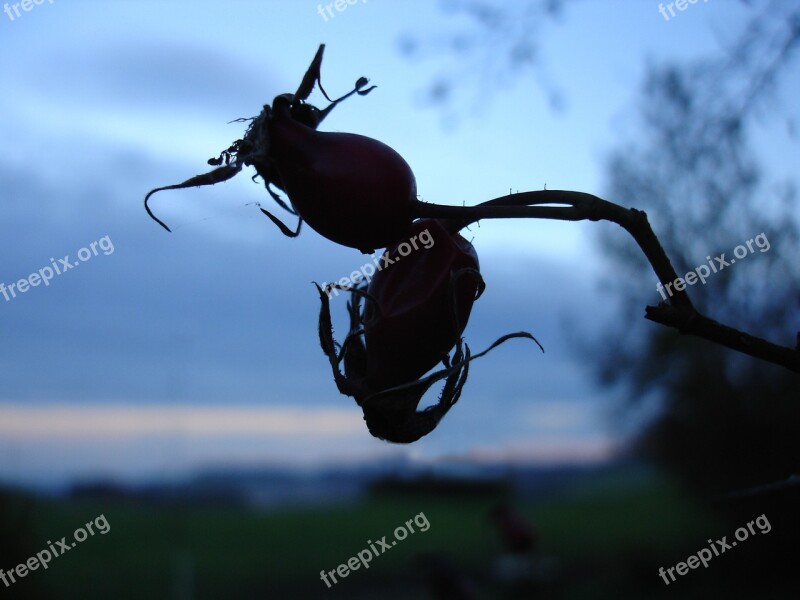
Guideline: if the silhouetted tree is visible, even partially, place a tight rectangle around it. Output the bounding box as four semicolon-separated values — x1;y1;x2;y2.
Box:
593;4;800;495
399;0;575;124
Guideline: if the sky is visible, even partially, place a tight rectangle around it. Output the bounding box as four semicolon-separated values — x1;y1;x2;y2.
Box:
0;0;768;488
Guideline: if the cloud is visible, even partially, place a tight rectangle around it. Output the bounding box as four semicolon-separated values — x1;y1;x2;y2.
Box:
0;403;363;440
461;435;618;465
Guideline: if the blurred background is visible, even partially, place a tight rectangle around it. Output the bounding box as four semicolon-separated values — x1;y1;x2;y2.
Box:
1;0;799;598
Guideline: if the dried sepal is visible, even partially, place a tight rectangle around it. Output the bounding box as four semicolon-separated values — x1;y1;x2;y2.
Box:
316;283;543;443
144;165;242;232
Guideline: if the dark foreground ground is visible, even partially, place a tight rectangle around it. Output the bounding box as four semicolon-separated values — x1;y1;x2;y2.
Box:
1;467;798;599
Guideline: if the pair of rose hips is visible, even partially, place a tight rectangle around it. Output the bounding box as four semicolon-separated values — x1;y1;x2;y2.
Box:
145;45;538;443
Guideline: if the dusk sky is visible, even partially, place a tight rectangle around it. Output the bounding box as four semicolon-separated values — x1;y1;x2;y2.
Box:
0;0;775;488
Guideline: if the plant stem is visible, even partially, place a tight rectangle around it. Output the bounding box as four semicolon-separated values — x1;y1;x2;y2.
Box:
413;191;800;373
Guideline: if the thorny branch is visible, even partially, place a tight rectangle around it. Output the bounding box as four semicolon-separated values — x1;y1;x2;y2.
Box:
414;190;800;374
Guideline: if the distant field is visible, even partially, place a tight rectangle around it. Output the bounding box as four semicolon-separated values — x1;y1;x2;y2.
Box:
1;469;795;599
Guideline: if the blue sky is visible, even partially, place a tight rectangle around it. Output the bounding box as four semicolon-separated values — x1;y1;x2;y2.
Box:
0;0;768;488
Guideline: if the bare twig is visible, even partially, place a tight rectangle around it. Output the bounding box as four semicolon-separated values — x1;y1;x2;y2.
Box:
644;305;800;372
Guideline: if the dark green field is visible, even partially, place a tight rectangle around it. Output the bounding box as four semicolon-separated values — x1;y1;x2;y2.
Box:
1;469;796;599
